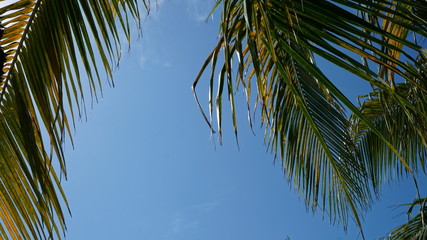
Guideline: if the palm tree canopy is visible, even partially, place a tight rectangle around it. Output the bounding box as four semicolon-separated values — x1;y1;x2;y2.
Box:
194;0;427;234
0;0;426;239
0;0;146;239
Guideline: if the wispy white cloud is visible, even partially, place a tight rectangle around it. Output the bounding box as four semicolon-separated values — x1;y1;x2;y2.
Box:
134;0;217;69
185;0;217;22
163;61;172;68
193;200;219;212
165;200;220;238
139;54;147;68
171;217;200;235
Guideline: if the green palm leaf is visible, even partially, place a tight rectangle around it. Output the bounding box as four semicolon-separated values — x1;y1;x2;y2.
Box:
195;0;427;233
351;81;427;189
352;51;427;239
0;0;146;239
387;197;427;240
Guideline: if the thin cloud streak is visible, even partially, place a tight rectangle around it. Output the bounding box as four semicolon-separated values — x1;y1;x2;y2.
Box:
164;200;220;238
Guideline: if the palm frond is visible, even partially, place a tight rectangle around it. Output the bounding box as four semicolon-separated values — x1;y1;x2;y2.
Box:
351;84;427;189
351;49;427;190
195;0;427;233
387;197;427;240
0;0;146;239
194;0;375;232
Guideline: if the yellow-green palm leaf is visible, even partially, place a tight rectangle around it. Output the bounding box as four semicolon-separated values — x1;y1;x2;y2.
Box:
0;0;146;239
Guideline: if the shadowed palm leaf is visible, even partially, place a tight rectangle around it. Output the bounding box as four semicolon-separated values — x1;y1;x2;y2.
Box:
0;0;146;239
0;0;425;239
387;197;427;240
351;81;427;190
353;51;427;239
194;0;427;234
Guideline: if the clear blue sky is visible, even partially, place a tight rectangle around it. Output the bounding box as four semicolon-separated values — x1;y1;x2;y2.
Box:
61;1;426;240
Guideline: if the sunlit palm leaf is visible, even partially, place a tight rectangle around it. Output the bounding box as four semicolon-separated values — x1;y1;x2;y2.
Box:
0;0;145;239
195;0;427;233
195;0;373;233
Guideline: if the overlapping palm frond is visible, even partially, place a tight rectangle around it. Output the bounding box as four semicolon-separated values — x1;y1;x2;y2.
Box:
351;80;427;190
353;49;427;240
0;0;146;239
194;0;427;233
387;197;427;240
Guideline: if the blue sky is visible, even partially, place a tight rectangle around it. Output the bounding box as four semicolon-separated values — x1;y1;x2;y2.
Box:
61;1;426;240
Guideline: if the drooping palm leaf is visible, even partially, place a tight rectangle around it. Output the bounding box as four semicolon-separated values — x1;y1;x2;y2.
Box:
387;197;427;240
195;0;427;233
195;0;370;233
350;81;427;190
0;0;146;239
351;50;427;238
